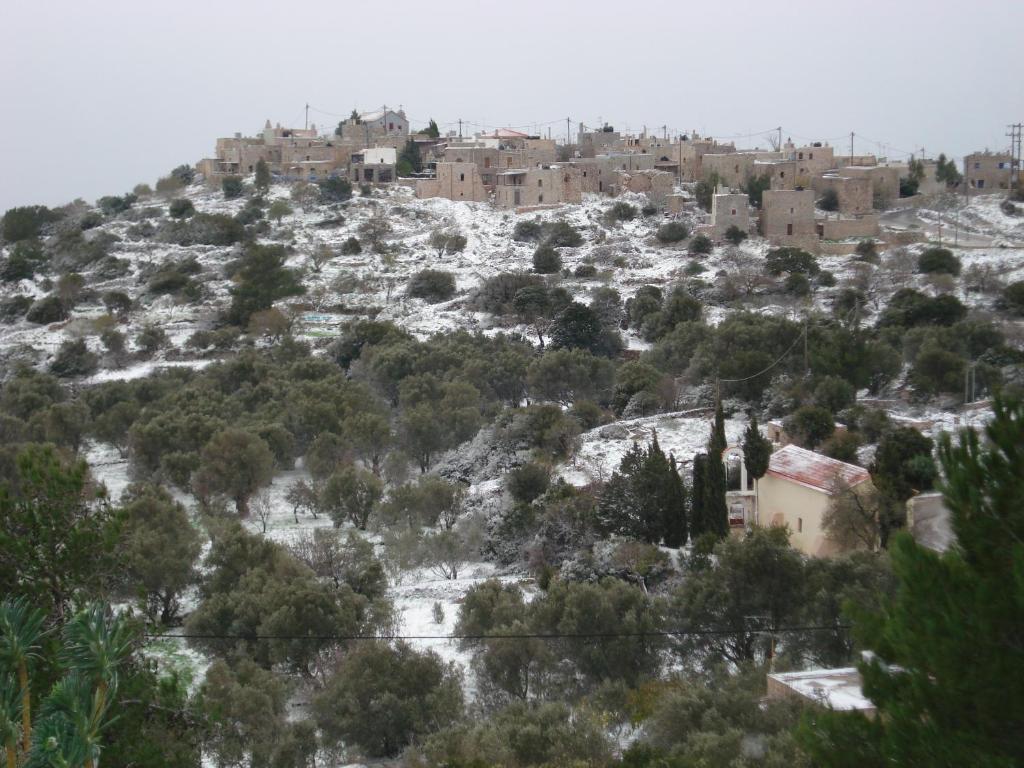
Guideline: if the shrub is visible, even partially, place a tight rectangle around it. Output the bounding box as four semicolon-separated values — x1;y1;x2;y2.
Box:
532;244;562;274
641;203;658;217
407;269;456;303
50;339;98;377
97;193;137;215
917;247;961;276
545;220;583;248
170;164;195;185
319;176;352;203
783;272;811;296
513;220;543;242
0;295;32;320
155;175;186;196
855;240;879;262
1;239;46;282
168;198;195;219
26;295;67;324
724;225;748;245
475;272;544;315
340;236;361;255
506;462;550;504
221;176;244;199
656;222;689;244
877;288;966;328
1001;199;1019;216
2;205;61;242
1003;281;1024;315
818;188;839;211
783;405;835;449
574;264;598;278
766;247;820;276
162;213;244;246
605;202;638;223
137;324;169;355
690;233;713;254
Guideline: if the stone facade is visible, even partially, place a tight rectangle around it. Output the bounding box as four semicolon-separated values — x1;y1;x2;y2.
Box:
814;174;873;215
818;213;880;240
577;128;623;157
416;162;488;202
835;165;901;207
964;151;1014;192
494;166;582;208
677;136;737;182
701;152;756;189
197;121;350;182
784;141;835;186
760;189;818;250
710;192;750;238
620;170;675;208
338;108;409;148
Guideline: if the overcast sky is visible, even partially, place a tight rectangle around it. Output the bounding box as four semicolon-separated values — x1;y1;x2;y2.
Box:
1;0;1021;211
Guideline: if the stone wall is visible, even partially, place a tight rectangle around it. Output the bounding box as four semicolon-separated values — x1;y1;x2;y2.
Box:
416;162;488;202
710;192;750;237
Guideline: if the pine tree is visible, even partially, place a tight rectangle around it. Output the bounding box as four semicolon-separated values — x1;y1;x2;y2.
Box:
701;403;730;538
798;398;1024;766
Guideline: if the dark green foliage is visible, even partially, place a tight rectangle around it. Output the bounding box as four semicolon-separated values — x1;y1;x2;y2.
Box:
573;263;597;278
50;339;99;378
544;219;583;248
221;176;243;199
701;403;730;538
531;244;561;273
167;198;194;219
765;247;820;276
871;427;935;503
119;484;201;624
193;428;274;516
0;445;121;616
877;288;966;328
2;205;61;242
170;164;195;185
855;239;879;261
695;174;719;212
1;238;47;282
313;642;463;757
227;243;304;326
0;294;31;320
917;246;961;276
318;175;352;202
551;301;622;358
102;290;132;317
656;222;689;244
606;201;638;223
909;341;966;395
611;360;663;414
506;462;550;504
783;404;835;449
97;193;137;215
322;465;383;530
742;413;772;482
526;347;616;406
596;437;687;546
512;220;544;242
935;152;962;186
408;269;457;302
818;188;839;211
1003;280;1024;315
724;224;748;245
814;375;856;414
797;398;1024;766
639;286;702;342
398;140;422;176
626;285;663;330
784;271;809;297
161;212;244;246
689;233;713;254
340;235;361;255
254;159;271;193
474;271;544;315
424;119;440;138
743;173;771;208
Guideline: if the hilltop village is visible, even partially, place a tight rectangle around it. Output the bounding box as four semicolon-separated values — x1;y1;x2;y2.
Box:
1;102;1023;767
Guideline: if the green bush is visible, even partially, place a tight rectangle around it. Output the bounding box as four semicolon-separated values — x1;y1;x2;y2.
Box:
407;269;456;303
319;176;352;203
513;220;543;242
1003;281;1024;315
917;247;961;276
818;188;839;212
690;233;713;254
506;462;550;504
656;222;689;243
766;247;820;276
532;244;562;274
168;198;194;218
26;295;67;324
340;236;361;255
877;288;966;328
97;193;137;215
605;202;638;223
50;339;99;377
574;264;597;278
855;239;879;262
724;225;748;245
2;205;61;242
221;176;244;199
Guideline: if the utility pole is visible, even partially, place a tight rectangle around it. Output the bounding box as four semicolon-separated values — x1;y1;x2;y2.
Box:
778;126;782;152
304;103;309;130
458;118;462;139
1007;123;1023;190
567;117;571;146
850;131;855;165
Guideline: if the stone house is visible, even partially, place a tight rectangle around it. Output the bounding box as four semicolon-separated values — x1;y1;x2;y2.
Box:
415;162;488;202
964;151;1015;192
619;169;674;208
834;165;901;207
577;127;624;157
814;174;874;215
709;191;750;238
760;189;819;251
197;120;349;182
753;159;797;190
756;444;874;557
494;166;582;208
783;140;835;187
677;135;737;182
338;108;409;148
701;152;757;189
349;147;397;184
568;158;619;195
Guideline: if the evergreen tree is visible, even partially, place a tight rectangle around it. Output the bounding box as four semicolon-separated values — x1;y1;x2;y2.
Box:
798;398;1024;766
689;453;709;537
254;159;270;194
701;402;730;538
663;454;688;547
742;413;773;523
398;140;421;176
425;119;440;139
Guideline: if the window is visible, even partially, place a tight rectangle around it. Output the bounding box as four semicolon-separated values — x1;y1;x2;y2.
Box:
538;194;543;203
809;152;814;159
306;155;310;161
780;171;785;178
388;122;394;130
999;162;1006;169
974;162;981;169
459;173;465;182
731;208;737;215
797;517;803;533
790;208;794;214
798;152;804;160
787;223;793;235
978;180;985;188
537;179;543;187
484;157;491;168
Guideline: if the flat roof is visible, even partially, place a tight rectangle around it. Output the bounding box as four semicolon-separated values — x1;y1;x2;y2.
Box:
769;668;873;711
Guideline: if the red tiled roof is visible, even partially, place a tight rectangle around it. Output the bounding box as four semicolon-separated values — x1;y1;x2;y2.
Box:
766;444;870;492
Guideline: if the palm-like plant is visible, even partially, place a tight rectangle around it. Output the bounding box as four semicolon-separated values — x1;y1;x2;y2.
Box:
0;673;24;768
59;606;133;715
25;674;98;768
0;598;47;752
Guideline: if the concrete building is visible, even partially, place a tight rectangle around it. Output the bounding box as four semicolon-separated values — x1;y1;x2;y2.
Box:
964;151;1015;192
757;444;873;557
415;162;488;202
349;147;397;184
709;191;750;238
760;189;818;250
494;166;582;208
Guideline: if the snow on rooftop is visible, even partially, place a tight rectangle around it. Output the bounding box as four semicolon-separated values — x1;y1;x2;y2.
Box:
766;444;869;493
769;667;874;711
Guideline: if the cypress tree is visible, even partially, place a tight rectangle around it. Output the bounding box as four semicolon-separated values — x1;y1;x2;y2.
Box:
663;454;688;547
702;403;730;538
690;453;708;537
798;398;1024;765
254;159;270;194
742;413;773;522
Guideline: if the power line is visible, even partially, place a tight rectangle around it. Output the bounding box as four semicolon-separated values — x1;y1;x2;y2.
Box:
145;623;849;642
719;322;808;384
